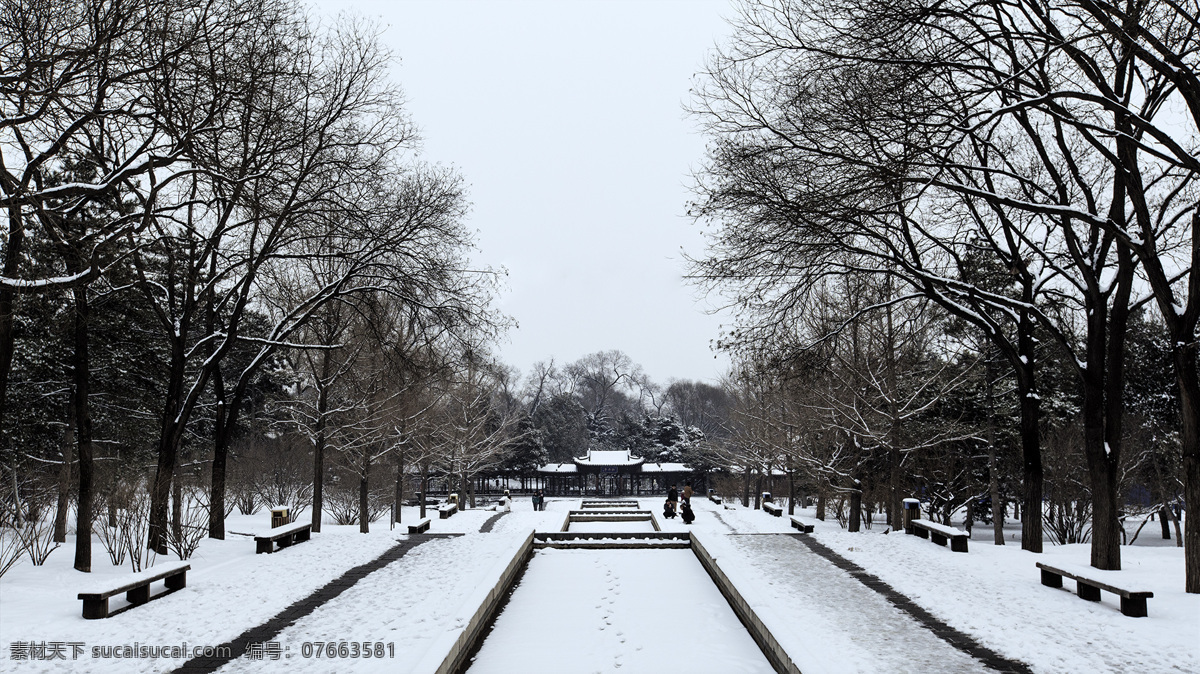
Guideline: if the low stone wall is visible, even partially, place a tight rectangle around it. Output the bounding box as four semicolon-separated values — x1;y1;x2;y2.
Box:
432;530;535;674
690;534;801;674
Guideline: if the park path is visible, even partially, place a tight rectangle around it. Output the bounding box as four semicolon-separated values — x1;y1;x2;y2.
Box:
171;534;458;673
715;532;1032;674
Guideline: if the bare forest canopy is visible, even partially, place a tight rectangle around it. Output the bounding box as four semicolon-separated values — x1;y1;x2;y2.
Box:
1;0;1197;599
686;0;1199;592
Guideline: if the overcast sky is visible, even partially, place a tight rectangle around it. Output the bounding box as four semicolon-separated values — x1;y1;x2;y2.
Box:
313;0;738;385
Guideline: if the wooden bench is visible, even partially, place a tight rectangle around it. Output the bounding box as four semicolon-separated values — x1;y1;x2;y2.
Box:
790;516;814;533
78;561;190;619
907;518;968;552
762;502;783;517
438;502;457;519
709;494;722;504
254;521;312;554
408;517;432;534
1037;562;1154;617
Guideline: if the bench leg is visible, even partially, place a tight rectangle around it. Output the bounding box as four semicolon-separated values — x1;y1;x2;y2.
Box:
914;527;928;539
295;528;310;543
1077;582;1101;602
165;571;187;591
256;539;273;554
126;584;150;606
278;535;293;548
951;537;968;553
1040;569;1063;588
931;532;947;546
1120;595;1148;618
82;598;109;620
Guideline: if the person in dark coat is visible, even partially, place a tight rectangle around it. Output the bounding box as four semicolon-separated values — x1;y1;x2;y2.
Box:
663;499;677;519
536;490;546;511
667;485;678;503
680;499;695;524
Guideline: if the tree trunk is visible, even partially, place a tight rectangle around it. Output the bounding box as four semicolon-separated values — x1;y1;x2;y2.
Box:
1173;335;1200;591
207;364;228;540
986;356;1005;545
394;450;404;525
787;471;795;516
1078;245;1132;571
0;205;24;426
70;283;95;573
148;337;188;553
419;471;429;519
311;376;330;532
816;489;826;521
1160;507;1172;540
359;458;371;534
1015;321;1044;553
848;479;862;533
54;400;76;543
172;477;183;545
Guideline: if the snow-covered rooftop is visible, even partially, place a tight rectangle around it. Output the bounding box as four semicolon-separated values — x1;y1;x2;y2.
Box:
574;449;644;467
537;463;577;473
640;462;689;473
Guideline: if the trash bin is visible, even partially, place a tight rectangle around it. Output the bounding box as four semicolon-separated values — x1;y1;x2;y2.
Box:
761;491;773;503
902;498;921;532
271;506;289;528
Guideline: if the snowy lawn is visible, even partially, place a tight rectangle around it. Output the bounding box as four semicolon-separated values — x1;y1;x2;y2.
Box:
3;498;1194;674
565;520;656;533
0;506;531;673
684;498;1199;674
467;547;773;674
217;530;532;673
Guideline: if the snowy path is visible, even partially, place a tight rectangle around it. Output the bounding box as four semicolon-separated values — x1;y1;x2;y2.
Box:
565;520;656;533
707;532;991;673
466;548;774;674
214;532;530;674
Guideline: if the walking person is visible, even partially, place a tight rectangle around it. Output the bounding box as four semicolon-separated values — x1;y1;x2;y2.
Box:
537;489;546;511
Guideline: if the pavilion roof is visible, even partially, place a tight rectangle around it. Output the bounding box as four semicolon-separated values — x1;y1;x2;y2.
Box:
573;449;644;467
640;462;689;473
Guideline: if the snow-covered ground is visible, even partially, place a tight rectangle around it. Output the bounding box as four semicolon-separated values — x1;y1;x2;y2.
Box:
565;520;656;533
467;548;773;674
673;497;1199;674
1;496;1195;673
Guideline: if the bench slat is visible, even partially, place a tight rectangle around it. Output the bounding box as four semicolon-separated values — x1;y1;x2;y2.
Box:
1036;562;1153;599
910;519;967;537
78;562;191;599
254;521;311;541
790;516;814;533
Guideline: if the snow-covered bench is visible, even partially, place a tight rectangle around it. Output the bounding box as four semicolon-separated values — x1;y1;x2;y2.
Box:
408;517;432;534
438;502;457;519
762;502;783;517
790;516;814;533
906;518;968;552
78;561;190;619
1037;562;1154;617
254;521;312;554
709;494;722;504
